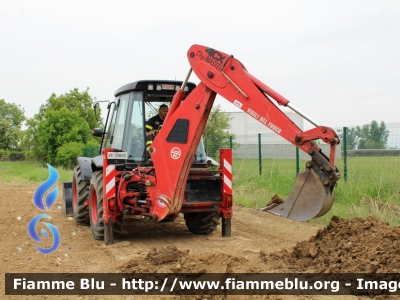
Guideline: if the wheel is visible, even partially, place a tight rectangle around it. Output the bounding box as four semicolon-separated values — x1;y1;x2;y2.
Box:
72;166;90;224
184;211;220;235
89;171;122;240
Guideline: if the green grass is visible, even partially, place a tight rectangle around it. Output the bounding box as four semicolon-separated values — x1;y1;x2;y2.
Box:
315;156;400;226
2;156;400;226
233;156;400;226
0;161;73;184
233;158;297;208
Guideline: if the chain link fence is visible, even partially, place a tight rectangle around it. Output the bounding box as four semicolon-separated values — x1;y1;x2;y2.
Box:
203;124;398;206
82;123;400;181
82;147;100;158
82;123;400;202
205;124;399;181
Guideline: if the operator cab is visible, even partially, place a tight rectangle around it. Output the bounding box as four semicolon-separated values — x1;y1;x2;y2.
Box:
100;80;208;166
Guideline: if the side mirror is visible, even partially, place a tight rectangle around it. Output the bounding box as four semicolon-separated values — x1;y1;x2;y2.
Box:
93;103;100;116
92;128;104;137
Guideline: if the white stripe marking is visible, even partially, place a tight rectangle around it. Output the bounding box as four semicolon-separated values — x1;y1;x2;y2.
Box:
224;177;232;190
106;165;115;177
224;159;232;174
106;178;115;194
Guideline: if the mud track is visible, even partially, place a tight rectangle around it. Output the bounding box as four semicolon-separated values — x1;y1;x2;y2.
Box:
1;183;398;299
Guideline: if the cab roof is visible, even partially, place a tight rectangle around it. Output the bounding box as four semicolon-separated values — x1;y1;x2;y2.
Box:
114;80;197;97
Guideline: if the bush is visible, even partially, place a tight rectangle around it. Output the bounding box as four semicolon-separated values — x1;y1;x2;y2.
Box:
55;141;84;169
0;149;25;161
347;149;400;157
0;149;10;160
9;151;25;161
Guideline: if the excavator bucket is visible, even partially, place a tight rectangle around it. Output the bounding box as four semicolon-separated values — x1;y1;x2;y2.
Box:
266;169;335;222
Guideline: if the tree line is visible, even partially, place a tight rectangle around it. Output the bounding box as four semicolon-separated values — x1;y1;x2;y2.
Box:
0;89;101;168
0;88;391;167
0;88;234;168
340;121;390;150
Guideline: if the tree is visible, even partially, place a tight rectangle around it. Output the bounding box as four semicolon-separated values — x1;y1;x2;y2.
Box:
38;88;100;129
21;117;43;160
37;107;93;164
203;104;235;158
355;120;389;149
55;141;85;169
23;88;101;165
0;99;25;150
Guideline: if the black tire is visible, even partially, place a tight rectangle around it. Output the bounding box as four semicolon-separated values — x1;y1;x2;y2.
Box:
72;166;90;224
184;211;220;235
89;171;122;240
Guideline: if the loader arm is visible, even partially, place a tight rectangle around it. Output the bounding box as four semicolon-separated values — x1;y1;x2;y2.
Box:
149;44;340;222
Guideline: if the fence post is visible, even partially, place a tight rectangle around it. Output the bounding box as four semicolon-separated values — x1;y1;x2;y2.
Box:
343;127;348;182
258;133;262;176
296;147;300;176
229;135;233;149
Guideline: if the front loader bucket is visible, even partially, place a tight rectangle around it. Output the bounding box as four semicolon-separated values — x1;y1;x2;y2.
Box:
61;181;73;216
266;169;334;222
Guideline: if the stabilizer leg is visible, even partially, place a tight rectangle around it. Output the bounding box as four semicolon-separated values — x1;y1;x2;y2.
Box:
104;223;114;245
222;218;231;237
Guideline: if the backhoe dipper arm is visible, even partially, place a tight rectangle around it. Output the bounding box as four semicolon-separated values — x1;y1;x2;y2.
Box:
188;45;339;165
186;45;341;221
150;44;340;222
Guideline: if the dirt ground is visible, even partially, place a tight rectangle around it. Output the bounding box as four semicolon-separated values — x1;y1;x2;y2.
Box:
1;182;399;300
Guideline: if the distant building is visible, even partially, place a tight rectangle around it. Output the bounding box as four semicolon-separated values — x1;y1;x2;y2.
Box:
225;111;340;159
386;122;400;149
227;111;303;141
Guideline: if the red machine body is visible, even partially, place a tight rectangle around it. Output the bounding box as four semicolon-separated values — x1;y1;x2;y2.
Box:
64;44;340;245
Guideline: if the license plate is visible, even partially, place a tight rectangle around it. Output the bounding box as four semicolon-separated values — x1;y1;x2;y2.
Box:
107;152;128;159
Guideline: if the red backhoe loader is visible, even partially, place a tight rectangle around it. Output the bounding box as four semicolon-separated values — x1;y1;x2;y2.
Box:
62;44;340;245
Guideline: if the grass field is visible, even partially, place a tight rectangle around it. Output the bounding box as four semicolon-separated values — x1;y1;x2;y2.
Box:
233;156;400;226
0;161;72;184
1;156;399;226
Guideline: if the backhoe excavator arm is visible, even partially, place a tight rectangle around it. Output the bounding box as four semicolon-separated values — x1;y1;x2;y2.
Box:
149;44;340;222
188;45;339;163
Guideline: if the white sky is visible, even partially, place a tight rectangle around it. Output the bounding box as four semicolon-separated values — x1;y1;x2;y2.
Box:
1;0;399;129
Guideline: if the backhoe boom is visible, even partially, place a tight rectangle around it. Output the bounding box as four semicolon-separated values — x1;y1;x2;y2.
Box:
149;44;341;222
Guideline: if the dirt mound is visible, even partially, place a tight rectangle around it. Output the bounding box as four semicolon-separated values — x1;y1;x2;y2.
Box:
119;246;249;274
268;215;400;273
266;194;284;206
146;245;189;264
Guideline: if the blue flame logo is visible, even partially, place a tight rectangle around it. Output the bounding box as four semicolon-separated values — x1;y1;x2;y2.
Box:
28;214;60;254
33;164;59;210
28;164;60;254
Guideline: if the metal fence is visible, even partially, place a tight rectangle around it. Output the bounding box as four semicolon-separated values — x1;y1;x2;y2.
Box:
219;124;398;178
78;123;399;215
82;147;100;158
221;125;400;206
82;123;400;185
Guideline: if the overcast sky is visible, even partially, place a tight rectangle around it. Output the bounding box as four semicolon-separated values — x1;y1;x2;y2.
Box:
1;0;399;129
